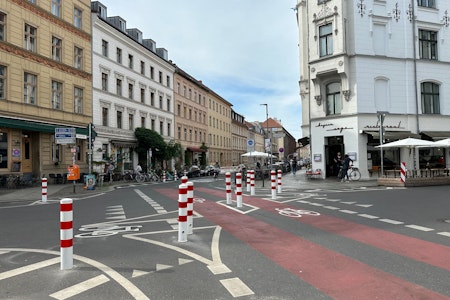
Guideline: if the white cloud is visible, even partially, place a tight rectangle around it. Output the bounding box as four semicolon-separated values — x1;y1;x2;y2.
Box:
101;0;301;138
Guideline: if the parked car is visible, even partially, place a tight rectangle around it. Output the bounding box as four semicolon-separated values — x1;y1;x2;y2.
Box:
187;165;201;178
203;165;220;176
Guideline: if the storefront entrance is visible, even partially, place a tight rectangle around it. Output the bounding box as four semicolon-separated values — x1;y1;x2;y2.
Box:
325;136;344;177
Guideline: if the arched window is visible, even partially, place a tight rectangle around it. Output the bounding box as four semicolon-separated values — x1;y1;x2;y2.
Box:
421;82;440;114
326;82;341;115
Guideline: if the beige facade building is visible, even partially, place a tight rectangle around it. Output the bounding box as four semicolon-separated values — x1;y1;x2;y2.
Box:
0;0;92;179
173;67;208;168
231;109;247;165
208;91;232;166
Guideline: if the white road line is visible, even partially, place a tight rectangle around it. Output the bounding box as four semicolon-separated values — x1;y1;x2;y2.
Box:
220;277;254;298
323;206;340;210
358;214;379;219
298;200;311;204
437;232;450;237
0;257;60;280
310;203;324;207
325;199;340;202
49;274;110;300
356;204;373;208
340;210;358;214
405;225;434;232
379;219;404;225
341;201;356;205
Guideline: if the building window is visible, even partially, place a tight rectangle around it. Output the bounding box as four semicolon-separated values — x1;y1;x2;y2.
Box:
74;7;82;29
0;132;8;168
116;47;122;64
177;127;181;139
160;121;164;135
167;123;171;137
177;82;180;94
102;39;108;57
140;88;145;103
141;117;145;128
140;61;145;75
128;54;133;69
24;24;36;52
51;0;61;17
177;104;181;116
166;99;170;112
151;119;155;131
0;12;5;41
419;29;437;60
117;111;122;129
319;23;333;57
129;114;134;130
326;82;341;115
116;78;122;96
421;82;440;114
102;107;108;126
74;46;83;69
51;81;62;110
150;66;154;79
74;87;83;113
150;91;155;106
0;65;6;100
101;73;108;91
166;75;170;88
159;95;163;109
128;83;134;99
418;0;435;8
102;144;108;161
184;128;187;140
159;71;162;83
24;72;37;104
52;36;62;62
52;139;61;163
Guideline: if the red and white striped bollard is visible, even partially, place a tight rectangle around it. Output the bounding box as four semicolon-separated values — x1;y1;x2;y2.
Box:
225;172;232;204
181;176;188;184
236;172;242;208
42;178;47;203
60;198;73;270
250;170;255;196
187;181;194;234
178;184;188;242
277;169;282;193
271;170;277;200
246;171;251;192
400;162;407;184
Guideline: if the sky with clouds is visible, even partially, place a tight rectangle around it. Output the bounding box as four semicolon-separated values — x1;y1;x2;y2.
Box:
100;0;301;139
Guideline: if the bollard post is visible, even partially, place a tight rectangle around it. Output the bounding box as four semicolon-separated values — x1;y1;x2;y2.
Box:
42;178;47;203
178;184;188;242
174;172;178;181
250;170;255;196
181;176;188;184
163;170;166;183
60;198;73;270
400;162;407;184
277;169;282;193
187;181;194;234
246;171;251;192
271;170;277;200
236;172;242;208
225;172;232;205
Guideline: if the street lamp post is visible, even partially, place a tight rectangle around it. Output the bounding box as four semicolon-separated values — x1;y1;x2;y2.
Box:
260;103;270;187
377;111;388;177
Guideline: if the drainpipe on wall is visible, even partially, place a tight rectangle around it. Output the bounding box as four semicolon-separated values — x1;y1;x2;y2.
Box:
411;0;420;134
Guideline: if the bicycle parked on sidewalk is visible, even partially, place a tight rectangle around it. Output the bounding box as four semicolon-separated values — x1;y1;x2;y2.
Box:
338;166;361;181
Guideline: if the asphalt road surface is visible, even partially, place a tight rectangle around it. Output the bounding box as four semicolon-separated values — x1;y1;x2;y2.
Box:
1;176;449;299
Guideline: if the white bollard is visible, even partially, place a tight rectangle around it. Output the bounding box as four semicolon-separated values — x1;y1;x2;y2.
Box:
187;181;194;234
246;171;251;192
400;162;407;184
42;178;47;203
181;176;188;184
60;198;73;270
277;169;282;193
225;172;232;204
236;172;242;208
250;170;255;196
271;170;277;200
178;184;188;242
163;170;166;183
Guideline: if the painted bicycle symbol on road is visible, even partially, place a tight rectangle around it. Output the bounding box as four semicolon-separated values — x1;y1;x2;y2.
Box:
75;225;142;238
276;208;320;218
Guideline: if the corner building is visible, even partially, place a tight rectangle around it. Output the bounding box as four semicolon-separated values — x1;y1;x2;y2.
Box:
297;0;450;179
0;0;92;178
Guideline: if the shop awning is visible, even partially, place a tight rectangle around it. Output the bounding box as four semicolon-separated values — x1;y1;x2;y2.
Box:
187;147;206;152
363;130;420;139
421;131;450;139
111;140;138;148
0;117;90;136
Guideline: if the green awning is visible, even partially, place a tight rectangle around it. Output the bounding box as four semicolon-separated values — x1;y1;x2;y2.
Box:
0;117;89;135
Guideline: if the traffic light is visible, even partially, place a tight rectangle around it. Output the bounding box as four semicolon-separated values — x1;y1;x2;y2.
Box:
298;137;310;147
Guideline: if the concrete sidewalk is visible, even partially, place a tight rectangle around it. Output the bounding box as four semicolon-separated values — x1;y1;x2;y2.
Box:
0;169;379;203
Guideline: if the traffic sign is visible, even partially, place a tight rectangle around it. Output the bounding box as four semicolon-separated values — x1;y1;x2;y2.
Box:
247;139;255;152
55;128;76;144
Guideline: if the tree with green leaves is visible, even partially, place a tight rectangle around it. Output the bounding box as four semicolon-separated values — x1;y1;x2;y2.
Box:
135;128;166;170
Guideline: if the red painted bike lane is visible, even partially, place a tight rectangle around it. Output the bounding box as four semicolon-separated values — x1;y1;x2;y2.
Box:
156;187;450;299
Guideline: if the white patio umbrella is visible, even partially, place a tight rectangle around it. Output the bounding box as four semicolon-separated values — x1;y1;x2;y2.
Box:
241;151;275;158
375;137;435;148
432;138;450;147
375;137;435;170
